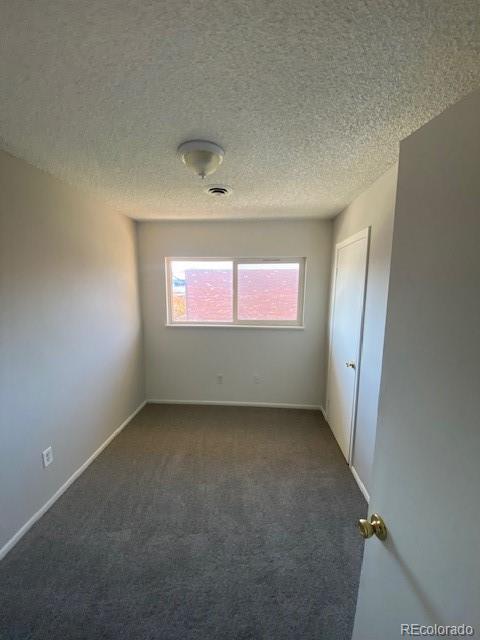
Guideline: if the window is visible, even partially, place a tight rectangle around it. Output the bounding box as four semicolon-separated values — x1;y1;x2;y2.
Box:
166;257;305;327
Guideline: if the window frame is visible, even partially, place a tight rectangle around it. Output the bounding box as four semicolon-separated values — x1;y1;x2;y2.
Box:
165;256;306;328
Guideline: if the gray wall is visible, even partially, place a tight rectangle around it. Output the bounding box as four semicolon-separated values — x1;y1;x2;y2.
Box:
137;219;332;407
331;165;397;495
353;88;480;637
0;151;144;553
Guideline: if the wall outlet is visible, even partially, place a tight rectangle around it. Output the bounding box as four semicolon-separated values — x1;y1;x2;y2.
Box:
253;374;260;384
216;374;223;384
42;446;53;468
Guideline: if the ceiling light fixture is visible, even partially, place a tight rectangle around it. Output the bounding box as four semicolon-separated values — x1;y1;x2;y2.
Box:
177;140;224;179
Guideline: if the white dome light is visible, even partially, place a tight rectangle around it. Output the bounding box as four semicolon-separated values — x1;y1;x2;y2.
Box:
177;140;224;179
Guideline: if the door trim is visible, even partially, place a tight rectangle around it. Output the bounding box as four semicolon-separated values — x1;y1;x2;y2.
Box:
325;227;370;465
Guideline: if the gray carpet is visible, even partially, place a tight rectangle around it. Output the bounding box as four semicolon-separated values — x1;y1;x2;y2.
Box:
0;404;366;640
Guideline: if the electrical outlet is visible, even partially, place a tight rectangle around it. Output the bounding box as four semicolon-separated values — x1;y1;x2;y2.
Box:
254;374;260;384
42;446;53;468
216;374;223;384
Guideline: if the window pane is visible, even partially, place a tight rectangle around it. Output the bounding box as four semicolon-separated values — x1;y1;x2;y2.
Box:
170;260;233;322
237;263;300;321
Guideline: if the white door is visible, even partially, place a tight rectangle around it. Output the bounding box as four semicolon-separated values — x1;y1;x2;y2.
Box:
353;90;480;638
326;229;369;461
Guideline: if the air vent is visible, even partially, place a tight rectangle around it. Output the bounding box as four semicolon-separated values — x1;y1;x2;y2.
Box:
205;184;232;197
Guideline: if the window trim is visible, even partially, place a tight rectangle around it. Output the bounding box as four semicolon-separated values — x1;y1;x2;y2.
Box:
165;256;306;328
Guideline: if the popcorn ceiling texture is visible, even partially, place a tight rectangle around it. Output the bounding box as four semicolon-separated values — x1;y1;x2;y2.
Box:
1;0;479;220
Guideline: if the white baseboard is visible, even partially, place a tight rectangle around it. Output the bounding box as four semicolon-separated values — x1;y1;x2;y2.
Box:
147;398;322;411
350;464;370;503
320;407;369;501
0;400;146;562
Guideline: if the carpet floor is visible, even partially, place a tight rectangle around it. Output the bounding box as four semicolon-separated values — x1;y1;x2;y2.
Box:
0;404;366;640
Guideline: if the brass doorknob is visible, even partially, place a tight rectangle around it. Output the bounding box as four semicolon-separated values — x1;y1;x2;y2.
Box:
357;513;387;541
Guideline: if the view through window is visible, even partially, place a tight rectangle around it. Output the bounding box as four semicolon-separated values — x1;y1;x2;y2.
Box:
167;258;305;326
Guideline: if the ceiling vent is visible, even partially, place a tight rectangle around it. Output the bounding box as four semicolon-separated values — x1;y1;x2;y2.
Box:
205;184;232;197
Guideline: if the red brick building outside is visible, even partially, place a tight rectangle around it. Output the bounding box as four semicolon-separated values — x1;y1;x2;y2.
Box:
184;270;233;321
181;267;298;322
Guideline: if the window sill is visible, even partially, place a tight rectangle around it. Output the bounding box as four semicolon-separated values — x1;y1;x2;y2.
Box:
165;323;305;330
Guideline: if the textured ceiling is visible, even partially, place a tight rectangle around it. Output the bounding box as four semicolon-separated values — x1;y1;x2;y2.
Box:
1;0;480;220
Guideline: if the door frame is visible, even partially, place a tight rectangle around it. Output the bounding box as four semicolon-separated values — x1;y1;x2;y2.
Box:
325;227;371;466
